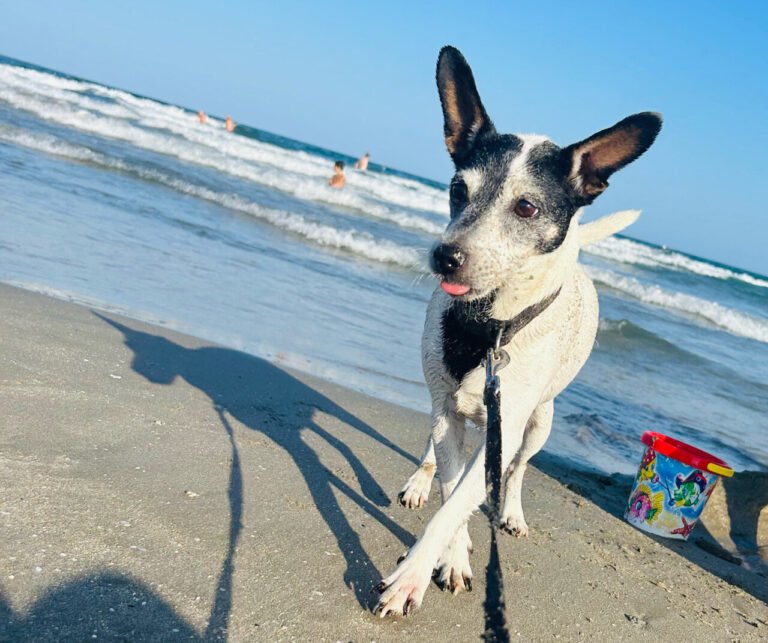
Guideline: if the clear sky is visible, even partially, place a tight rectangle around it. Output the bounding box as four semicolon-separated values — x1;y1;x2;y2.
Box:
1;1;766;274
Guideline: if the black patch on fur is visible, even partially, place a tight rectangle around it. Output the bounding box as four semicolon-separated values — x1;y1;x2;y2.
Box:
524;141;580;253
561;112;663;206
436;46;497;166
449;136;580;254
450;135;523;226
441;294;496;382
441;288;561;382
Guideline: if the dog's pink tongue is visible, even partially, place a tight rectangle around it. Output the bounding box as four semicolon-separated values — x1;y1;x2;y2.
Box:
440;281;471;296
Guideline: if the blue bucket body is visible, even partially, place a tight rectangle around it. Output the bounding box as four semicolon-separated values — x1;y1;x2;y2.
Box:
625;446;719;540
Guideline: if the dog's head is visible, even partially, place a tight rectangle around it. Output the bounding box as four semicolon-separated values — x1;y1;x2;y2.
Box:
431;46;662;301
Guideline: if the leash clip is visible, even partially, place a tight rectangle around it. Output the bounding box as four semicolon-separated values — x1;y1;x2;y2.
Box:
485;328;510;397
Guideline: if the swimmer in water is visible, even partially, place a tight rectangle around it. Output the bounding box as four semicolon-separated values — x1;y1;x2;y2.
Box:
328;160;346;189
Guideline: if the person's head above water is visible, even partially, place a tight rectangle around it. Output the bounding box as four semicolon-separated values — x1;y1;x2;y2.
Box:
334;160;345;172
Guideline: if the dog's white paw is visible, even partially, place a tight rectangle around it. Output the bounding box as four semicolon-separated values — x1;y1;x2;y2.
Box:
500;511;529;538
433;529;473;594
374;554;432;617
397;464;435;510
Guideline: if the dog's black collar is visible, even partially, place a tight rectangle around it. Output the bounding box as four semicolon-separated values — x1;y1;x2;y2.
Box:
453;287;561;346
488;287;562;347
441;287;562;382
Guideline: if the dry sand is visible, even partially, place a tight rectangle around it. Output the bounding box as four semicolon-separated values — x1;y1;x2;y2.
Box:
0;283;766;641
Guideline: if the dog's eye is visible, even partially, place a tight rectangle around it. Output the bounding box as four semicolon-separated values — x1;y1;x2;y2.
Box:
513;199;539;218
449;180;468;208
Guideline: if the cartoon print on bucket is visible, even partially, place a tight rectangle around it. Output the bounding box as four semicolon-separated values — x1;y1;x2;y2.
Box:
625;432;733;540
627;483;664;525
638;447;659;483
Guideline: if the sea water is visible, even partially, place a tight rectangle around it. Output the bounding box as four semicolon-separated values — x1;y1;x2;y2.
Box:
1;55;766;474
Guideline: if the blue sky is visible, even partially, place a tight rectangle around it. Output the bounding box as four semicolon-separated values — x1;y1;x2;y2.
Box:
1;1;766;273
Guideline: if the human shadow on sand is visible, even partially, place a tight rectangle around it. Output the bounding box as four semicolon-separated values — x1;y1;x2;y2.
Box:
0;573;201;642
97;315;416;615
2;313;419;641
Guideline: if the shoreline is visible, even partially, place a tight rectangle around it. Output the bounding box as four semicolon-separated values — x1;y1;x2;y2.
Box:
1;283;765;640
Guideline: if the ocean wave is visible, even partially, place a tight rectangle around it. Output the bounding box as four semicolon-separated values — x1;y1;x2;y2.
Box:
586;235;768;289
0;126;103;162
597;318;705;362
588;266;768;343
597;318;768;403
165;182;426;268
0;126;425;269
0;62;449;229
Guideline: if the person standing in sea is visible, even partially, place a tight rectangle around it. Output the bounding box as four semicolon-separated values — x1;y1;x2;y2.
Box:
355;153;370;170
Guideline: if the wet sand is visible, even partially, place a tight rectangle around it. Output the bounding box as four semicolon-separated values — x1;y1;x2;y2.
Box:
1;283;765;641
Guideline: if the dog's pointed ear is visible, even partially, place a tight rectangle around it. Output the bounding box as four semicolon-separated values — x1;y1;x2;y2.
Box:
436;46;495;166
562;112;662;204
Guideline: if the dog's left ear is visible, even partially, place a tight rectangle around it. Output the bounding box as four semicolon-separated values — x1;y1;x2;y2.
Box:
562;112;662;204
436;46;496;166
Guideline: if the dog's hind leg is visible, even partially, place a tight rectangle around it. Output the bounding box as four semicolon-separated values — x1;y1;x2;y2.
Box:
500;400;554;537
433;517;473;594
398;435;436;509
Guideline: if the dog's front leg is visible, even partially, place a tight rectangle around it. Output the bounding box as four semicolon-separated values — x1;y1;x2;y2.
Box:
398;434;436;509
400;400;466;511
429;406;473;593
432;405;467;502
376;438;485;616
398;406;473;590
375;390;537;617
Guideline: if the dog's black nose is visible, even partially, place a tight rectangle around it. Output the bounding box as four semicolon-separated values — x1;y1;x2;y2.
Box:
431;243;465;275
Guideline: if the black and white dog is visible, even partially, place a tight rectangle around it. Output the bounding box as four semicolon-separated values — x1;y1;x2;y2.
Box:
375;46;661;617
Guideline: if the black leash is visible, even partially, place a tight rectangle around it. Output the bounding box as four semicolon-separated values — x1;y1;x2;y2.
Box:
481;289;561;643
483;331;511;643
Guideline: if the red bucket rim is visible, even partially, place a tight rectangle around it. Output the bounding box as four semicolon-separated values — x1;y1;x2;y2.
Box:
641;431;733;477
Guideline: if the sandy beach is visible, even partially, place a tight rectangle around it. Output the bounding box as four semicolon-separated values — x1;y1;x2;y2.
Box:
0;282;766;641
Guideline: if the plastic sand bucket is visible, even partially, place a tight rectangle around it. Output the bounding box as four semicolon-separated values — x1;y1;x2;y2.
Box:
625;431;733;540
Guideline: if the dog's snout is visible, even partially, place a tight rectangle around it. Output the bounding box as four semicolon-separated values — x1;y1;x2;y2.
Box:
431;243;466;275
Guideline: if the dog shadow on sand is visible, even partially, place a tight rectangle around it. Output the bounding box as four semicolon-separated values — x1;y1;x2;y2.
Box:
1;314;418;641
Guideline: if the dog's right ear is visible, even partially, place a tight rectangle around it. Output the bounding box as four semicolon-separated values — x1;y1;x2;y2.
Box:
436;46;495;166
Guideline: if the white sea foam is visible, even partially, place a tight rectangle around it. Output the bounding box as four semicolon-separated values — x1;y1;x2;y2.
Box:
164;182;426;268
0;126;425;269
586;235;768;289
0;126;102;162
4;60;766;299
587;266;768;343
0;62;449;231
5;122;764;341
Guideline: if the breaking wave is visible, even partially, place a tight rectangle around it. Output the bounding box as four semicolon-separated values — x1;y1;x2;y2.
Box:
0;126;425;269
586;235;768;289
588;266;768;343
0;61;448;234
